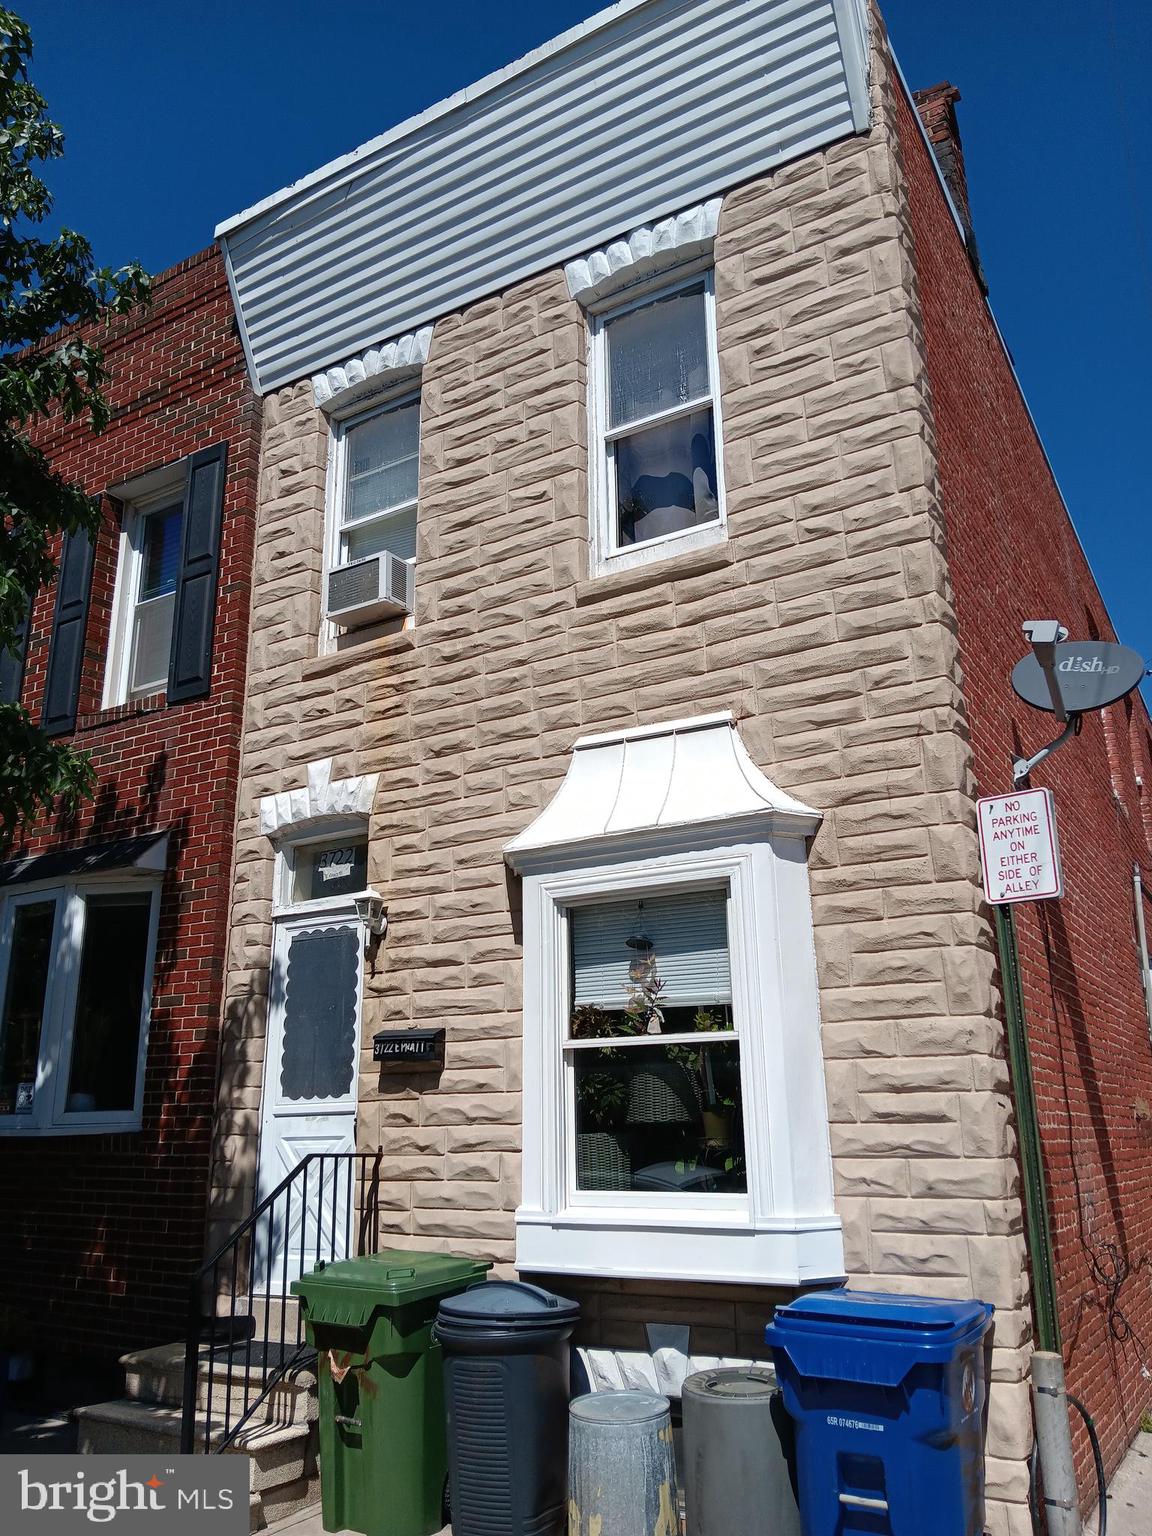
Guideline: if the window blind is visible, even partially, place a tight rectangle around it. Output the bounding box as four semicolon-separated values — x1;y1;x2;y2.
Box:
571;889;731;1009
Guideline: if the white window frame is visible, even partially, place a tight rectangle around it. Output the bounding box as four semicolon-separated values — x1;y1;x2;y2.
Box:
516;831;843;1286
0;877;162;1137
321;388;421;652
587;266;728;580
103;475;186;709
272;823;372;920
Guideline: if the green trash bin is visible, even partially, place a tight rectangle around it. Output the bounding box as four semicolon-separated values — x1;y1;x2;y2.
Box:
293;1249;492;1536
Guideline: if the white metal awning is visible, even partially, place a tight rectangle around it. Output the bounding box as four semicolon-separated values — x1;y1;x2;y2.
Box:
504;713;820;867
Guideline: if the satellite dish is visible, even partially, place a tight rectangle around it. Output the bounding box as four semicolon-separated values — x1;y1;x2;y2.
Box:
1011;642;1146;714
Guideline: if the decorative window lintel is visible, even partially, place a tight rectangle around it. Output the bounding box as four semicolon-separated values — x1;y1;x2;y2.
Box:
565;199;722;308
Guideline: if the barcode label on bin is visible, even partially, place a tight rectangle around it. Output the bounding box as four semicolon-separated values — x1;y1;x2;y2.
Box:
826;1416;884;1432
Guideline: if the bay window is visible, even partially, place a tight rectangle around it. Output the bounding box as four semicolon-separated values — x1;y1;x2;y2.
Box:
0;881;159;1134
506;712;842;1285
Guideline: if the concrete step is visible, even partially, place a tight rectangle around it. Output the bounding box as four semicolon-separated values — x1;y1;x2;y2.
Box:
121;1340;317;1425
254;1477;322;1532
74;1399;317;1495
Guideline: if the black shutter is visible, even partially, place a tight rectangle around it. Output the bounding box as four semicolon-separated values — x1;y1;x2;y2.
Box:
0;598;31;705
167;442;228;704
41;531;95;736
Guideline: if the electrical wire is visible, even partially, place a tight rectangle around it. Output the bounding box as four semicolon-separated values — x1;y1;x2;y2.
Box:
1068;1393;1108;1536
1027;1395;1108;1536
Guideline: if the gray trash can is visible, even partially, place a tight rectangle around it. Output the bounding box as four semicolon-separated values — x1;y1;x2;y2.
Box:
682;1367;800;1536
435;1281;580;1536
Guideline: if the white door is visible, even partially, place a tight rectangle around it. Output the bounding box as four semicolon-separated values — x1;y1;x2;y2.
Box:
255;911;361;1290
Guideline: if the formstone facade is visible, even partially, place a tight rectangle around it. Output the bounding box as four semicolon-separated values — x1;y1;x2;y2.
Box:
212;28;1037;1530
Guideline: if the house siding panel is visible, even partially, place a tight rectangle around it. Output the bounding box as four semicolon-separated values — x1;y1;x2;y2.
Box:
220;0;868;393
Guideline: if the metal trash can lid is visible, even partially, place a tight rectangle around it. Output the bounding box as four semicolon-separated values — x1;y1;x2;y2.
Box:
570;1391;669;1424
436;1280;580;1331
683;1367;776;1402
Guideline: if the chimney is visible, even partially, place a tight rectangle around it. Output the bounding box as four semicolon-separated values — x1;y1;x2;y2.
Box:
913;82;988;292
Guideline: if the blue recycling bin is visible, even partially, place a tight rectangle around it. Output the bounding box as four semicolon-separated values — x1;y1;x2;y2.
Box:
765;1290;994;1536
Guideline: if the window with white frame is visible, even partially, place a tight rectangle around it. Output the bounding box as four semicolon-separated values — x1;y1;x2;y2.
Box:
334;396;420;570
277;831;371;910
506;713;843;1286
591;273;724;572
107;491;184;704
0;882;160;1134
568;888;745;1198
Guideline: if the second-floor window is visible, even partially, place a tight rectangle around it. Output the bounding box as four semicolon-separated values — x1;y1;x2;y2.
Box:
591;272;725;574
107;491;184;703
337;395;420;569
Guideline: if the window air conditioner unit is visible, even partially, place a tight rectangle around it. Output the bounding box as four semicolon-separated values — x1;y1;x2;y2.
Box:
326;552;414;626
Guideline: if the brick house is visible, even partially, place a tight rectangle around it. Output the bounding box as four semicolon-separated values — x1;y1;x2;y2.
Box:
199;1;1150;1528
0;247;260;1372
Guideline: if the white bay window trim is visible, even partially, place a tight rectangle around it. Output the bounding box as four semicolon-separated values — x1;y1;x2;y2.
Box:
505;713;843;1286
0;876;161;1137
587;267;727;579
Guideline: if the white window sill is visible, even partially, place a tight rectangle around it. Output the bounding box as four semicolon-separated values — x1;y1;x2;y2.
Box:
593;519;726;580
516;1207;845;1286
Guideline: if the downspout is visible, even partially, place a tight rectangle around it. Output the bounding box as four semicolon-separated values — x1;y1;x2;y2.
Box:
993;903;1060;1353
1135;865;1152;1047
994;904;1083;1534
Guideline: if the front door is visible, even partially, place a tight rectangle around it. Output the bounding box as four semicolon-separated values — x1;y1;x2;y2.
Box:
256;911;361;1288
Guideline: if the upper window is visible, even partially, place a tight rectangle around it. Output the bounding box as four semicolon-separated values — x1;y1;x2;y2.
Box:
591;273;725;575
105;494;183;704
0;882;159;1135
338;397;420;568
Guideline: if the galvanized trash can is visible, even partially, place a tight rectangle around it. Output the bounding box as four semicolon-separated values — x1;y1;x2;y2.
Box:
682;1367;800;1536
435;1281;580;1536
292;1249;491;1536
568;1390;678;1536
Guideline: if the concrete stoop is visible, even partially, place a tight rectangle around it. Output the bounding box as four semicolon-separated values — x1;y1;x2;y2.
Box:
74;1338;320;1531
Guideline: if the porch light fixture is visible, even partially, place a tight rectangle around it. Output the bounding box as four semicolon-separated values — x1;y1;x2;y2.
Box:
354;891;388;950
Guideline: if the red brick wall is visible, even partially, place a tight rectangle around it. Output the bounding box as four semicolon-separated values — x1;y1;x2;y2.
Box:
1;246;260;1362
896;75;1152;1483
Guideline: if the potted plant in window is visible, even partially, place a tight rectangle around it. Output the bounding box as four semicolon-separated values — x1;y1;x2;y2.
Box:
571;1005;635;1191
620;954;700;1126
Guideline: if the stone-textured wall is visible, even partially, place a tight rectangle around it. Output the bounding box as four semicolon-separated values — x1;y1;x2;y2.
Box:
212;29;1031;1528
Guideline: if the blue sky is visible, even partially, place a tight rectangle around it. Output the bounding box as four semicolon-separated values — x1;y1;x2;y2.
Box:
17;1;1151;677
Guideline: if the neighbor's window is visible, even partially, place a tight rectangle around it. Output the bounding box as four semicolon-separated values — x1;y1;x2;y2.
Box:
566;888;744;1197
0;884;158;1133
338;397;420;568
107;494;184;703
594;275;723;568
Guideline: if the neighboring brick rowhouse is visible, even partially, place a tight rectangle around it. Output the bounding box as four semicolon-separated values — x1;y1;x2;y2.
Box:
1;247;259;1362
212;27;1035;1530
902;64;1152;1491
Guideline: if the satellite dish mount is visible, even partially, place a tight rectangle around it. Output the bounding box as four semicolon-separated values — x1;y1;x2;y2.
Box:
1009;620;1148;785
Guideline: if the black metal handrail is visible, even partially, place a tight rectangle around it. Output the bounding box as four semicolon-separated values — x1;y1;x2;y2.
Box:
180;1149;383;1455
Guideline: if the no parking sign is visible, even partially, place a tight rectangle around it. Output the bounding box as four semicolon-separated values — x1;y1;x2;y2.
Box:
977;789;1064;905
